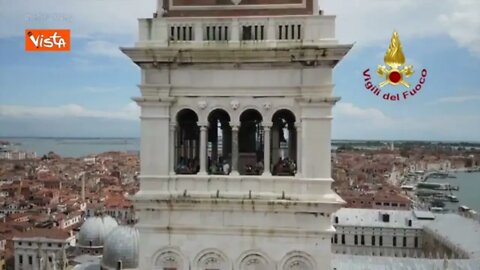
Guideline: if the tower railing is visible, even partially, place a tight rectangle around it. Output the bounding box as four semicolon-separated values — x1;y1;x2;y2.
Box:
137;15;336;48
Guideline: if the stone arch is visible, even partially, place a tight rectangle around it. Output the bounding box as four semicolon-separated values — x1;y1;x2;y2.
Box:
236;250;274;270
176;108;199;123
172;106;201;123
236;106;263;124
265;105;299;124
207;106;233;122
152;247;189;270
279;251;316;270
193;248;231;270
271;108;296;123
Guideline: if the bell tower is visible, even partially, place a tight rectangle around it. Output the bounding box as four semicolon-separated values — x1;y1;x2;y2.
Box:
122;0;351;269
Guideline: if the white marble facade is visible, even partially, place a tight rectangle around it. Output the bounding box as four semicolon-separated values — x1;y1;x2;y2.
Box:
122;1;352;269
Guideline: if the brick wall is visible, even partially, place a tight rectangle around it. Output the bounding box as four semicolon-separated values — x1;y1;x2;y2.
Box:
163;0;314;17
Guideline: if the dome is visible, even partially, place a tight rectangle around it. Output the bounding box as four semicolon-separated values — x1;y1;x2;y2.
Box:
101;226;139;270
77;215;118;247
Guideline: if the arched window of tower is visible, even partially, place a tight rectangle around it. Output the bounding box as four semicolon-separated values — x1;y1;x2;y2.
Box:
175;109;200;175
207;109;232;175
271;109;297;176
239;109;264;175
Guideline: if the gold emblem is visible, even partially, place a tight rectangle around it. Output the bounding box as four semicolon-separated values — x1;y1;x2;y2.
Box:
377;31;414;88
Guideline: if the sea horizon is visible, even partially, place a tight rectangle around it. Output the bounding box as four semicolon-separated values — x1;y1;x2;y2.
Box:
2;136;479;144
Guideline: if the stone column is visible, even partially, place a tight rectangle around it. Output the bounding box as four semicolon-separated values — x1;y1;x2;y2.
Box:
262;125;272;176
287;127;293;158
212;123;218;163
231;125;240;176
169;123;176;175
272;126;280;163
199;125;208;175
295;123;302;177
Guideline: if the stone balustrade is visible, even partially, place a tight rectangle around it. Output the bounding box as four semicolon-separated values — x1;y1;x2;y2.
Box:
137;15;336;47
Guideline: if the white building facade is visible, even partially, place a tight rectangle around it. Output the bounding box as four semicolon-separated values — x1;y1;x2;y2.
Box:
123;0;351;269
13;229;73;270
331;209;435;257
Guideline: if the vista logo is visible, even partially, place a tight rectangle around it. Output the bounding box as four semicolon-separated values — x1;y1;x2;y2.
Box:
25;29;70;52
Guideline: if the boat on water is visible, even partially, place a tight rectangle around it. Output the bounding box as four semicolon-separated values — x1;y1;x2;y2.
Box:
458;205;470;212
428;172;449;179
431;199;446;208
401;185;415;191
430;207;445;213
446;194;459;203
417;182;448;190
417;182;459;191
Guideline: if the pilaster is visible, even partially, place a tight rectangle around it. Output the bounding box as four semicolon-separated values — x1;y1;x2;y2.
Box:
295;122;302;177
169;123;176;175
299;98;337;179
135;97;176;177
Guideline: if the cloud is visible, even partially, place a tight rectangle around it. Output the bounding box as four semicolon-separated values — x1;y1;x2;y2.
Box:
2;0;478;58
0;0;156;39
430;95;480;105
333;102;480;141
334;102;393;126
82;86;120;93
324;0;480;57
439;0;480;56
0;103;140;120
83;40;126;58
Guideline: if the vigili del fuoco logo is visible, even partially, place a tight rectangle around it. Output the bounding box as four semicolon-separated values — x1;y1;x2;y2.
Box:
363;31;428;101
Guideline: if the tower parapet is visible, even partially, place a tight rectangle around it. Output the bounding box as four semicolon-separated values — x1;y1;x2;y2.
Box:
133;0;339;49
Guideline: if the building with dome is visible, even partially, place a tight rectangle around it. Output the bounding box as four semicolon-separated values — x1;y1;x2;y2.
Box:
101;226;139;270
76;215;118;256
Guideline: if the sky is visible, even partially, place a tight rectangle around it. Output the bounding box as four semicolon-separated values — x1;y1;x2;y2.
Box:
0;0;479;141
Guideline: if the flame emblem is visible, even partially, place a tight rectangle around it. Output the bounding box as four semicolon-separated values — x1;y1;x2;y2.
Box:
377;31;414;88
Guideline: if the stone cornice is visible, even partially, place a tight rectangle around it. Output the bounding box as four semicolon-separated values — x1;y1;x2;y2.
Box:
135;225;334;239
121;45;352;65
296;96;341;106
132;96;177;105
132;195;344;213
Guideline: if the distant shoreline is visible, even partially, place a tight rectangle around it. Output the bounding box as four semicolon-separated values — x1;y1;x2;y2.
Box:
1;137;480;144
0;137;140;140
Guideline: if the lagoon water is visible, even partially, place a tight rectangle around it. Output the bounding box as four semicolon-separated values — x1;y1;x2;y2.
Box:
1;137;140;157
428;172;480;212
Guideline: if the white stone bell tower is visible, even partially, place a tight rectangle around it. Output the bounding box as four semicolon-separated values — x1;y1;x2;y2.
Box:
122;0;351;269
